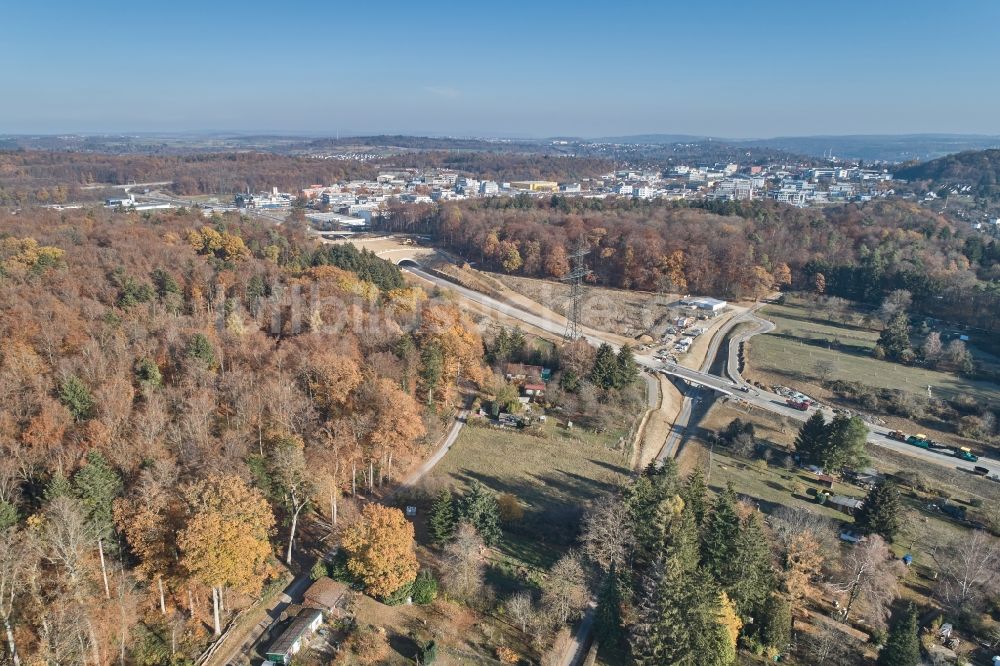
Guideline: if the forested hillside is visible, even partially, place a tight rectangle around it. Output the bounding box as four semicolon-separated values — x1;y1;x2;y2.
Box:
896;149;1000;198
382;196;1000;332
0;207;484;662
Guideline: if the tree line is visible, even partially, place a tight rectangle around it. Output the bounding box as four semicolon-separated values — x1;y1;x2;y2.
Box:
379;196;1000;333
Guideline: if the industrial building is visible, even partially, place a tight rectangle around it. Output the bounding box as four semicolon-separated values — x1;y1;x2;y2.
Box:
680;297;728;312
510;180;559;192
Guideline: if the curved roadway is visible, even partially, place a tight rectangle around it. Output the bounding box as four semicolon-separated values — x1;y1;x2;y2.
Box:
405;266;999;476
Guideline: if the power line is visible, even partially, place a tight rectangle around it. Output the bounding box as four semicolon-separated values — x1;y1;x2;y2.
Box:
560;243;592;340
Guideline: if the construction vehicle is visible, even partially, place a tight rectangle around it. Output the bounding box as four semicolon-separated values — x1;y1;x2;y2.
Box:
906;435;930;449
957;447;979;463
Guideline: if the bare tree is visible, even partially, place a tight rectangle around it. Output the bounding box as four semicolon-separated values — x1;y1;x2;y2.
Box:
813;359;836;383
41;497;90;587
805;623;863;665
922;332;943;365
505;590;537;633
580;494;634;571
441;522;485;601
878;290;912;324
269;436;313;565
769;505;838;552
541;552;589;625
829;535;901;628
931;529;998;610
0;526;37;666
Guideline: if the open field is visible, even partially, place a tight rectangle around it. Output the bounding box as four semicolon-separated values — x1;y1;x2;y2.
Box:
419;417;631;575
493;273;678;340
747;298;1000;405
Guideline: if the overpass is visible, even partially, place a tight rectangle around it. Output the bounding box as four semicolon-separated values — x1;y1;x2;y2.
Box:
656;364;734;397
403;263;1000;476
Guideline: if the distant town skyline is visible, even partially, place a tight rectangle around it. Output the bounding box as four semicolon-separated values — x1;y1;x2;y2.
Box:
3;0;999;137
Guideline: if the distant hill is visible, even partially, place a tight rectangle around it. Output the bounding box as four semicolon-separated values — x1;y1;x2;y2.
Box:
740;134;1000;163
895;149;1000;197
591;133;712;144
590;133;1000;162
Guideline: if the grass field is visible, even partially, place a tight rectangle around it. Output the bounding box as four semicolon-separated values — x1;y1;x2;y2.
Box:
419;418;631;576
748;298;1000;405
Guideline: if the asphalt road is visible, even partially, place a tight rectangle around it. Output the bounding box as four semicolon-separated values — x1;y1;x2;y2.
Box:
406;266;999;477
652;360;1000;475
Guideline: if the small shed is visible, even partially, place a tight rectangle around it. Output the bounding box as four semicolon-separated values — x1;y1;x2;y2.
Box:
304;576;348;615
815;474;835;489
827;495;863;516
522;382;546;397
504;363;545;383
266;608;323;664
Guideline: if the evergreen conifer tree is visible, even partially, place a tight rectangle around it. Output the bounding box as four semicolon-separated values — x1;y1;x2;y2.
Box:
825;413;870;471
460;481;502;546
590;343;620;390
876;605;920;666
429;488;457;546
594;562;626;648
877;311;912;362
73;450;123;539
854;479;902;541
701;484;741;579
725;511;775;621
44;472;73;502
760;593;792;652
682;469;709;526
794;411;829;467
614;345;639;389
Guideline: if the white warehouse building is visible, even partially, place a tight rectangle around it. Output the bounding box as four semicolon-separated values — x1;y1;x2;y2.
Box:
681;297;728;312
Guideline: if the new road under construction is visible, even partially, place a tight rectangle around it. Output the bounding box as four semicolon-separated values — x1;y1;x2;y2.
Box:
401;262;999;477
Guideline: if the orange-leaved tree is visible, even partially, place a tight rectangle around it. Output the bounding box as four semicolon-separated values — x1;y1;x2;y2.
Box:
341;504;418;600
178;474;274;635
417;303;484;405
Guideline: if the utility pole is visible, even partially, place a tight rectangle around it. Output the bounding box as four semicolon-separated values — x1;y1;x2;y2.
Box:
560;243;592;340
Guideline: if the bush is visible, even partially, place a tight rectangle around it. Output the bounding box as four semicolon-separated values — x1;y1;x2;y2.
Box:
411;570;438;605
418;640;438;665
496;646;521;664
310;558;329;581
497;493;525;523
328;549;357;585
347;624;390;665
383;581;413;606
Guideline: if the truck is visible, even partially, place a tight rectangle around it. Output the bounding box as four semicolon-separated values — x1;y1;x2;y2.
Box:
887;430;907;442
972;466;990;476
956;447;979;463
786;399;810;411
906;435;930;449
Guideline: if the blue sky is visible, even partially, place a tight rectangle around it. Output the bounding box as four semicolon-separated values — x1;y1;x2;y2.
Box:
2;0;999;137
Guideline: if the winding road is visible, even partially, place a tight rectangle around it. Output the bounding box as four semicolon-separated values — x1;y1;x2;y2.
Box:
404;266;999;475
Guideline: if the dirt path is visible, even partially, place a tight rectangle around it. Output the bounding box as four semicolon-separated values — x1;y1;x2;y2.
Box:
635;375;683;470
